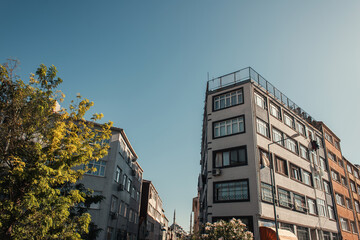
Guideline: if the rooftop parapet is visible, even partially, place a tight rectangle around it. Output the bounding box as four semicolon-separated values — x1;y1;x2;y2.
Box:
207;67;317;127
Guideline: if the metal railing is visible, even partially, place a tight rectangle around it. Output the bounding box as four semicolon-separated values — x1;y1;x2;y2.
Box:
207;67;317;124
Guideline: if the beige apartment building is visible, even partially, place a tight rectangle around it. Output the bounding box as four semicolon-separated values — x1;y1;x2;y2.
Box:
198;67;339;239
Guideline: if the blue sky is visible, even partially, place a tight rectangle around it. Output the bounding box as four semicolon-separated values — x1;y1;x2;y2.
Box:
1;0;360;232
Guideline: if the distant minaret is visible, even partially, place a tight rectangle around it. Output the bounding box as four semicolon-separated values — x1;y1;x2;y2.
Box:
190;212;192;235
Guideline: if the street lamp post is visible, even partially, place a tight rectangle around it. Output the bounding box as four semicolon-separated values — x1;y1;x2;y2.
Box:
267;133;299;240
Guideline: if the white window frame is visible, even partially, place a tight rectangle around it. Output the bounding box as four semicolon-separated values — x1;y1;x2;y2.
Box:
317;199;326;217
270;103;281;119
254;92;266;109
256;118;269;137
214;89;244;110
214;116;245;138
284;112;294;128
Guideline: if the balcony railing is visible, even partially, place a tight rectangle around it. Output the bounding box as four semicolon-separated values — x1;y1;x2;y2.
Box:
207;67;317;125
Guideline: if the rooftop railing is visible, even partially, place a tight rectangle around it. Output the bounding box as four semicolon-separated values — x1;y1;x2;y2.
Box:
207;67;316;124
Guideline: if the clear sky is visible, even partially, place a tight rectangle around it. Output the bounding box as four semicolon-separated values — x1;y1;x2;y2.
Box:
1;0;360;232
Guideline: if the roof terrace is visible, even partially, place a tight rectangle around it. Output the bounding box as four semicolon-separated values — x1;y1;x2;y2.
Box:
207;67;317;125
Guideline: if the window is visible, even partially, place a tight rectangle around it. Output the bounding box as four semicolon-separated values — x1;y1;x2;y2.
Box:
307;198;317;215
334;141;340;150
106;227;113;240
323;231;331;240
351;221;357;233
213;89;244;110
294;194;306;212
110;196;118;213
124;204;128;218
346;198;353;209
347;164;353;174
319;157;327;171
323;181;331;194
340;218;350;231
297;226;310;240
316;135;323;148
213;116;245;138
115;166;122;183
327;152;336;162
276;157;288;176
324;132;333;144
328;206;335;220
314;174;322;190
317;199;326;217
280;223;294;233
131;187;136;198
214;146;247;168
335;193;345;206
303;171;312;186
355;200;360;213
122;174;127;188
357;185;360;195
283;112;294;129
299;145;309;160
270;103;281;120
272;128;283;145
127;179;132;192
261;182;273;203
331;170;340;182
84;160;106;177
290;164;301;181
254;92;266;109
214;180;249;202
297;122;305;136
129;209;134;222
354;169;359;179
341;176;347;186
310;151;317;165
89;191;102;209
285;137;298;154
278;188;291;208
256;118;269;137
338;159;344;168
350;180;356;192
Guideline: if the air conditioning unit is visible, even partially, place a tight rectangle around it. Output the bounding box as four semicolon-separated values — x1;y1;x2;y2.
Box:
110;212;118;219
118;184;124;191
212;168;221;176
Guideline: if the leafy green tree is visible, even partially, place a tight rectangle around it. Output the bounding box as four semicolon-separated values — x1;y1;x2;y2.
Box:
0;60;112;239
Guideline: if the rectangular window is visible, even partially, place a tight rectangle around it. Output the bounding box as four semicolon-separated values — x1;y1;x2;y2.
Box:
307;198;317;215
351;221;357;233
213;116;245;138
354;170;359;179
350;180;356;192
84;160;106;177
331;170;340;182
340;218;350;231
303;170;312;186
324;132;333;144
338;159;344;168
272;128;283;145
294;194;306;212
276;157;288;176
346;198;353;210
314;174;322;190
328;206;335;220
297;122;305;136
320;157;327;171
297;226;310;240
106;227;113;240
115;166;121;183
256;118;269;137
357;185;360;195
127;179;132;192
214;180;249;202
317;199;326;217
110;196;118;213
270;103;281;120
214;146;247;168
347;164;353;174
122;174;127;188
290;164;301;181
341;176;347;186
261;182;273;203
334;141;340;150
213;88;244;110
300;145;309;160
323;180;331;194
285;137;298;154
327;152;336;162
335;193;345;206
283;112;294;129
278;188;291;208
254;92;266;109
323;231;331;240
316;135;323;148
355;200;360;213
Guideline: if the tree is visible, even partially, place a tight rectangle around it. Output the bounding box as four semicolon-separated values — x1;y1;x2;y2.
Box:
192;219;253;240
0;60;113;239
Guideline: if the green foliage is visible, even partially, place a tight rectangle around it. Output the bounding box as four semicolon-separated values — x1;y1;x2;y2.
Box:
0;60;113;239
192;219;253;240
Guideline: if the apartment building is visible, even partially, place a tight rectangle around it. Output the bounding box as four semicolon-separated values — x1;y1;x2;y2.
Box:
198;67;339;239
79;126;143;240
138;180;168;240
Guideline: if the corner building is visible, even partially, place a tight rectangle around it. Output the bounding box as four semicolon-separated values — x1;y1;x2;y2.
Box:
199;67;339;239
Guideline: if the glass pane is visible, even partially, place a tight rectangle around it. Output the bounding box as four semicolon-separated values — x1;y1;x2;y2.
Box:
223;152;230;166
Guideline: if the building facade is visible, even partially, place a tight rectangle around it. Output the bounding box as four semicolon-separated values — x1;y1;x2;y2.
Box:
199;67;339;239
79;126;143;240
138;180;167;240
